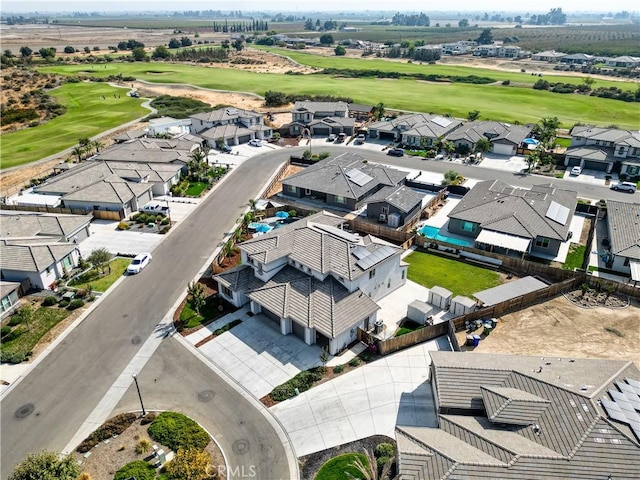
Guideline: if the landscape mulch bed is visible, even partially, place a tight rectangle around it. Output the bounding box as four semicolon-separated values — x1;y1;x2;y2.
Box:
298;434;396;480
564;289;629;309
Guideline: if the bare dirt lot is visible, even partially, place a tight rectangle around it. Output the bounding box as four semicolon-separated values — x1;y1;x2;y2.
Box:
459;295;640;363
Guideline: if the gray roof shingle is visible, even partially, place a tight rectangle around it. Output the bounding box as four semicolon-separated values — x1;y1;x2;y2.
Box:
365;185;424;213
606;200;640;261
445;121;533;146
0;213;90;240
0;240;76;272
190;107;262;124
369;113;462;138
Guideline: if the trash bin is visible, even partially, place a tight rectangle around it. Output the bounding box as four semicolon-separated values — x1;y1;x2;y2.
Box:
472;334;481;347
374;319;384;334
466;335;474;346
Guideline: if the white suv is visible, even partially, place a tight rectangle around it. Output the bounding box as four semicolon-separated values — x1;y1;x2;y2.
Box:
611;181;637;193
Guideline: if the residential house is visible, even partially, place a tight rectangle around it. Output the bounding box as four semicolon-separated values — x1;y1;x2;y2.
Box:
113;129;147;143
147;116;191;137
605;200;640;283
442;41;476;55
94;137;201;166
347;103;374;120
396;351;640;480
0;212;92;243
213;212;407;354
365;185;425;228
447;180;577;257
445;121;534;156
0;281;21;319
565;126;640;175
605;56;640;68
280;153;408;211
288;101;354;137
0;240;79;290
531;50;567;62
560;53;594;65
190;107;272;146
368;113;462;146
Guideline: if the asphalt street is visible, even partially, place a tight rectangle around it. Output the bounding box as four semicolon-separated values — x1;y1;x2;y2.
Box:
0;150;293;480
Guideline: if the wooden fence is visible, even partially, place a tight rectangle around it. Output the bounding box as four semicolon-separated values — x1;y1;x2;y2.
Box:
350;219;414;244
0;204;121;220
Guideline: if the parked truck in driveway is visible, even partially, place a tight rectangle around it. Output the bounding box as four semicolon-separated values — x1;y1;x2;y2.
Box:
140;202;169;216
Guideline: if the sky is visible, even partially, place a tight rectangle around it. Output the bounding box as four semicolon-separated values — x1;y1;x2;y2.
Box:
2;0;637;13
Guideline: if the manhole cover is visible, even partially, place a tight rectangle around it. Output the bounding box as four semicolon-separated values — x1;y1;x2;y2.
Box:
131;336;141;345
198;390;215;402
232;439;250;455
15;403;35;419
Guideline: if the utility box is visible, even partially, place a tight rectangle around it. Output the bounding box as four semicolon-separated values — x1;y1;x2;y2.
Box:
407;300;435;325
428;286;452;310
450;295;476;316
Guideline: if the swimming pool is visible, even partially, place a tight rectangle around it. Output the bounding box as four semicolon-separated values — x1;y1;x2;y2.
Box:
418;225;473;247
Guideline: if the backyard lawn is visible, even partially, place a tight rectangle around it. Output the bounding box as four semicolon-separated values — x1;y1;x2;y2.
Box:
39;63;640;130
404;251;503;297
68;257;131;292
0;82;147;169
563;243;587;270
185;181;208;197
0;307;70;362
315;453;368;480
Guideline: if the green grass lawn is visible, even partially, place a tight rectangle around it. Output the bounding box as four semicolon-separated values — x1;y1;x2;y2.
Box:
178;296;233;329
68;257;130;292
1;82;147;169
315;453;368;480
563;243;587;270
38;63;640;129
394;319;425;337
185;181;209;197
0;307;70;361
405;251;503;297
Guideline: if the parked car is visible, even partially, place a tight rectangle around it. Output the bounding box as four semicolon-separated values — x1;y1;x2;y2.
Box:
127;253;152;274
355;134;366;144
219;144;232;153
248;139;262;147
129;92;140;98
570;166;583;176
387;148;405;157
336;133;347;143
140;203;169;216
327;134;336;142
611;181;637;193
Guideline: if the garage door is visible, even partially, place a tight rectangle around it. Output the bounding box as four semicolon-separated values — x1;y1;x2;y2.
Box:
238;135;251;144
292;321;305;340
492;143;515;156
566;157;581;167
583;160;609;171
379;132;396;141
312;127;330;136
262;308;280;326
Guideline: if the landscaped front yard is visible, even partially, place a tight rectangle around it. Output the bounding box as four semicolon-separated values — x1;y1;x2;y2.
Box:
404;250;503;297
68;257;131;292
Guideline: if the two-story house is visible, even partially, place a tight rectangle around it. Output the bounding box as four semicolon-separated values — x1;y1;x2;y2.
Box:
565;126;640;176
190;107;272;146
445;121;534;156
368;113;462;146
213;212;407;354
288;101;354;137
605;200;640;283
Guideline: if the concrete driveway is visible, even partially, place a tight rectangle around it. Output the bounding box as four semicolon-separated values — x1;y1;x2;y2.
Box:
271;336;450;457
479;154;528;172
196;313;323;399
79;220;163;257
562;168;608;186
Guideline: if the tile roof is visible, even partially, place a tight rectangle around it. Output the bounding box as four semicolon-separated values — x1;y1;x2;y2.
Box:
246;265;379;338
0;281;20;298
565;146;617;162
239;211;401;281
307;117;354;128
113;129;147;142
570;126;640;146
397;351;640;480
0;240;76;272
347;103;374;113
282;152;407;200
190;107;262;124
445;121;533;146
606;200;640;261
198;122;270;140
214;264;253;291
369;113;462;138
474;276;548;306
293;101;349;114
61;178;153;204
448;180;577;241
0;213;90;240
365;185;424;213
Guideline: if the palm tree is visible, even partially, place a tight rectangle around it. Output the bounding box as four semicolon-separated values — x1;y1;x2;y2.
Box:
247;198;258;213
372;102;385;121
71;145;85;162
346;448;396;480
187;150;207;182
475;138;491;155
92;139;104;154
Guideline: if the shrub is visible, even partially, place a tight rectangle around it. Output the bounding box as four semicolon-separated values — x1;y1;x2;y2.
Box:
375;443;395;458
140;412;157;425
148;412;210;451
114;460;155;480
117;221;130;230
270;368;324;401
377;455;392;469
333;365;344;374
159;225;171;234
8;315;22;327
1;326;12;338
58;300;70;308
0;350;27;364
135;438;152;455
348;357;360;367
75;289;87;298
76;412;137;453
502;79;510;85
67;299;84;310
42;296;58;306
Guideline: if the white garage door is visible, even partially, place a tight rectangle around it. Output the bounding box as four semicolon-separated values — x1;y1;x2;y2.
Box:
492;143;515;156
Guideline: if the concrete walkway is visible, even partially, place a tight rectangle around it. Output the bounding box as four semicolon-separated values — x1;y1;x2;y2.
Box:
271;336;451;457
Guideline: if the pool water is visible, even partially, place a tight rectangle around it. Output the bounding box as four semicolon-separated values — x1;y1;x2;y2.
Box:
418;225;473;247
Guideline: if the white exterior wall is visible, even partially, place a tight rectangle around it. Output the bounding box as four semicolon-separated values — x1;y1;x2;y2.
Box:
252;257;288;282
1;269;52;290
611;255;631;275
355;254;407;302
329;316;369;354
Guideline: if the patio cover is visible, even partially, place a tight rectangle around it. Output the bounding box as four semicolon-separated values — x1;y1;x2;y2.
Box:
630;260;640;282
474;276;548;306
476;230;531;253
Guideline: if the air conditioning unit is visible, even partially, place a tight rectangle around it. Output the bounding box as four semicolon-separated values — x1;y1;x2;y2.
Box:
379;213;387;222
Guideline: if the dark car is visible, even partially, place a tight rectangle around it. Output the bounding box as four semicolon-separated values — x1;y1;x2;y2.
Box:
387;148;405;157
219;144;232;153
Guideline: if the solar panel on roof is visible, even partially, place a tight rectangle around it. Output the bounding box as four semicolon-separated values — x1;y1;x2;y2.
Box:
625;378;640;390
352;246;371;260
310;223;359;243
545;201;570;225
432;116;452;128
346;168;374;187
356;245;396;270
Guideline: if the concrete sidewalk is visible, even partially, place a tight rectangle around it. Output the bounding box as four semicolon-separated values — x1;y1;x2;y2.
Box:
271;336;451;457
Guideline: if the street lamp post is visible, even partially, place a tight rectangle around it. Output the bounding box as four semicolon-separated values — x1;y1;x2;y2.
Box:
132;374;146;416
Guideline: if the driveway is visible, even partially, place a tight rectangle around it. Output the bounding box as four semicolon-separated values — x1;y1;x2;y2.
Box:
478;154;528;172
562;168;609;186
79;220;162;257
195;312;323;399
271;336;450;457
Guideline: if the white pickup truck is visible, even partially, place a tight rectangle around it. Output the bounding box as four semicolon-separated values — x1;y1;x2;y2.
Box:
140;202;169;216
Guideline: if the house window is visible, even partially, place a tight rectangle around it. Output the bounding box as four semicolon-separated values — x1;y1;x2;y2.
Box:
63;255;72;268
624;258;630;266
535;237;550;248
286;185;296;194
402;270;406;279
221;285;232;298
461;221;477;233
335;195;346;204
369;269;376;279
1;296;12;313
305;189;311;195
382;206;389;215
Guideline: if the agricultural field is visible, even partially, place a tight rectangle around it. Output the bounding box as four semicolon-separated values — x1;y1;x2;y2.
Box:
1;82;147;169
39;62;640;129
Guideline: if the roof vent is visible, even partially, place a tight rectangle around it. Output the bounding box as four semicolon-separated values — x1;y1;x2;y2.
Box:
532;424;542;435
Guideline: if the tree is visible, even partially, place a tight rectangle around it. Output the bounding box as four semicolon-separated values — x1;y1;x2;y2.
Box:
63;46;75;54
19;46;32;57
247;198;258;212
131;47;147;61
346;448;395;480
264;90;288;107
168;38;181;49
152;45;170;59
9;450;80;480
180;36;192;47
442;141;456;156
476;29;494;45
372;102;385;121
475;138;491;154
71;145;85;162
187;150;208;182
232;38;245;52
534;116;560;148
334;45;346;56
304;19;314;30
583;76;596;90
38;47;56;59
91;139;104;154
84;46;90;53
87;248;111;274
458;19;469;27
187;282;206;315
525;148;540;171
166;448;213;480
319;346;329;371
467;110;480;121
319;33;334;45
442;170;463;186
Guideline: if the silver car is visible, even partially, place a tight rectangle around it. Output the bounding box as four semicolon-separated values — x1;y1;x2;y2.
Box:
611;181;637;193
